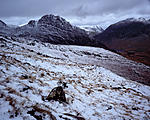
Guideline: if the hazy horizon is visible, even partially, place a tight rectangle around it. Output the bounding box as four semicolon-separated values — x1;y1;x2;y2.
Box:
0;0;150;28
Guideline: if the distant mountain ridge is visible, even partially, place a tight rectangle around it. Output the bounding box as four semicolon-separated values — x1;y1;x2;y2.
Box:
1;16;150;66
0;14;107;48
79;25;104;38
94;17;150;66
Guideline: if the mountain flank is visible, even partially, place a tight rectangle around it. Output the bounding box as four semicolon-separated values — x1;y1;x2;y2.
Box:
0;14;106;48
94;18;150;66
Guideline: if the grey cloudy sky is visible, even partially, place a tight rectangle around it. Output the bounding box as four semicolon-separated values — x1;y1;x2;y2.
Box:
0;0;150;28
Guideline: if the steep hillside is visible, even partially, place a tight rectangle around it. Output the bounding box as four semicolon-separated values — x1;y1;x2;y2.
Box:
0;36;150;120
94;18;150;66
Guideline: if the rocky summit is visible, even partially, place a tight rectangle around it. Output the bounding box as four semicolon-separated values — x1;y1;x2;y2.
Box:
17;15;92;45
0;14;102;47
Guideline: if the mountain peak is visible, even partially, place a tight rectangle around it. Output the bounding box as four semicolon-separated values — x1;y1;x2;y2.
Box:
0;20;7;27
94;17;150;66
0;14;93;46
36;14;77;34
27;20;36;27
37;14;72;29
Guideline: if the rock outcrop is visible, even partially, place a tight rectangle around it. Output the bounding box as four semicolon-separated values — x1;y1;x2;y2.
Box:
46;86;66;102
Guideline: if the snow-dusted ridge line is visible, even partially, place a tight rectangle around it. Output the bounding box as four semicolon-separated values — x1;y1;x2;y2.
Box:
114;17;150;26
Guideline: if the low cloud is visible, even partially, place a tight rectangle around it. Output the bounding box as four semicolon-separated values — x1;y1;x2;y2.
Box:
0;0;150;28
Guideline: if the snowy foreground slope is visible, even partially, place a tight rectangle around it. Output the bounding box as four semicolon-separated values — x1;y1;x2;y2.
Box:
0;36;150;120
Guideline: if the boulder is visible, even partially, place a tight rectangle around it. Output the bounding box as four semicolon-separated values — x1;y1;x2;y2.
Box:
46;86;66;102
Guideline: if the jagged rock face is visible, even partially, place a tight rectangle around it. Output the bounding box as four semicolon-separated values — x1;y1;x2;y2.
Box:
35;15;92;45
0;15;100;47
0;14;108;49
37;15;73;31
94;18;150;66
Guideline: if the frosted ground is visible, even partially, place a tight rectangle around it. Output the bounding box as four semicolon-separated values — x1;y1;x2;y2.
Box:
0;36;150;120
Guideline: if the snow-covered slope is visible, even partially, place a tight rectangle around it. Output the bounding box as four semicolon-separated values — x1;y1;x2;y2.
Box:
79;25;104;38
0;36;150;120
79;25;103;33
